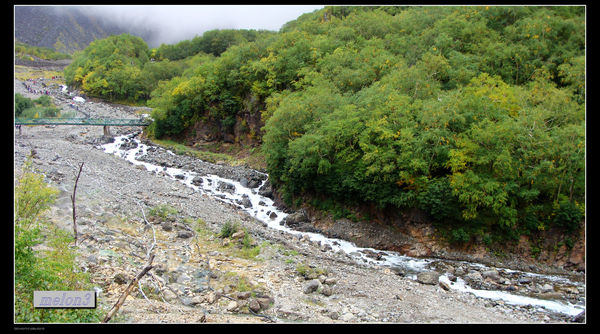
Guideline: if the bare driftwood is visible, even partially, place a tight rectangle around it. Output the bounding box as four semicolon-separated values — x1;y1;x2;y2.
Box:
102;253;155;323
71;162;84;243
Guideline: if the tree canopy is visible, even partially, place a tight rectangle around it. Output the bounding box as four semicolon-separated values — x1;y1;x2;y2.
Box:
63;6;585;243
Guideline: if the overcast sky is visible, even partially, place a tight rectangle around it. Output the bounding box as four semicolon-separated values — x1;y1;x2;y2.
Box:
80;5;325;46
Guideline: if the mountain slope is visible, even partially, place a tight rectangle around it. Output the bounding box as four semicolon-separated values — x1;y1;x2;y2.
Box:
14;6;156;54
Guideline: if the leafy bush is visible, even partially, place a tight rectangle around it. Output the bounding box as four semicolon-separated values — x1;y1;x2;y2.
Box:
15;42;71;60
148;204;178;221
219;220;239;238
417;178;460;222
450;227;471;244
552;200;583;233
14;158;102;323
15;93;34;116
15;94;62;119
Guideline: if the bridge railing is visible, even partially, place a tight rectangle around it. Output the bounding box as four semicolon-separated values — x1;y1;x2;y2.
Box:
14;118;151;126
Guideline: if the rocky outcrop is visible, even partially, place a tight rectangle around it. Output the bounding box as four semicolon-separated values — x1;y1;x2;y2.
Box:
293;205;585;276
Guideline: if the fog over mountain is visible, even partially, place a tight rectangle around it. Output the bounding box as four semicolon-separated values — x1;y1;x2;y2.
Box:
14;5;323;51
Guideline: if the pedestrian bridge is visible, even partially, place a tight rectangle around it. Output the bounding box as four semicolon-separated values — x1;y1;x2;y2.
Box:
15;117;151;126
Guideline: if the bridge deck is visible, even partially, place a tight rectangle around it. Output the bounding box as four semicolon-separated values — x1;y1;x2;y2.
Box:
15;118;151;126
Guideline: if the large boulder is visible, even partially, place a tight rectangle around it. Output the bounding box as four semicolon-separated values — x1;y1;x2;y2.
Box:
283;209;309;227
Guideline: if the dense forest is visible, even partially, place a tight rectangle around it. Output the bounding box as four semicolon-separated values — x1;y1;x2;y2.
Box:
63;6;585;244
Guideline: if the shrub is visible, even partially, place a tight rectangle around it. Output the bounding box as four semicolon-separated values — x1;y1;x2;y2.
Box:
148;204;178;221
14;158;102;323
450;227;471;244
15;93;34;117
552;200;583;233
219;220;239;238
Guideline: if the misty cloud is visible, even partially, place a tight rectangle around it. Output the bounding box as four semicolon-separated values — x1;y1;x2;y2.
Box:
70;5;323;47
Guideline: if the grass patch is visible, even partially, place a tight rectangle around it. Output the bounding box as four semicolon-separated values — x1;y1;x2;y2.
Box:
148;204;178;221
14;65;65;82
151;138;234;165
295;262;328;280
148;137;266;170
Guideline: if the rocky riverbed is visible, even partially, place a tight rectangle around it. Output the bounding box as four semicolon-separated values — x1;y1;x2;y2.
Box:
14;70;585;324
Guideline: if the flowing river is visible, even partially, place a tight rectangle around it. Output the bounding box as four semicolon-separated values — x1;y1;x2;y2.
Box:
100;132;585;318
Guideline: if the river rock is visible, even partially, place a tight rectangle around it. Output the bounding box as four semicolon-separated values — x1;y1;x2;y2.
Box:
113;272;129;285
161;221;173;231
258;181;273;198
191;176;203;186
284;209;309;227
177;230;194;239
238;195;252;208
321;284;333;296
162;288;178;302
248;298;261;313
303;279;321;294
518;277;532;285
466;271;483;282
572;310;585;323
417;271;440;285
439;281;451;291
231;230;246;239
482;269;501;282
226;301;239;312
217;181;235;193
236;291;251;300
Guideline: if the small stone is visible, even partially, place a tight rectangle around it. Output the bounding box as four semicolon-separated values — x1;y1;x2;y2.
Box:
248;299;261;313
303;279;320;294
113;273;129;285
161;221;173;231
466;271;483;282
177;230;193;239
321;285;333;296
191;296;205;305
207;292;219;304
340;312;354;322
227;301;238;312
324;277;337;286
162;289;178;302
231;230;245;239
482;269;501;282
256;297;273;310
237;291;251;300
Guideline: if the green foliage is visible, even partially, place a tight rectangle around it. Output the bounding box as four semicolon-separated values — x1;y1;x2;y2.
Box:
15;42;72;60
295;262;328;280
15;93;34;117
148;204;178;221
155;29;273;60
552;200;583;233
14;158;102;323
68;6;585;244
219;220;240;238
64;34;151;102
16;93;64;119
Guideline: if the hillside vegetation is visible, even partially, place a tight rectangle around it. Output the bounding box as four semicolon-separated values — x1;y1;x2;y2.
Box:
62;6;585;245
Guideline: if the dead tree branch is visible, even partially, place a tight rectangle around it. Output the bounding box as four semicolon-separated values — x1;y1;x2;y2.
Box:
71;162;84;243
102;253;155;323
